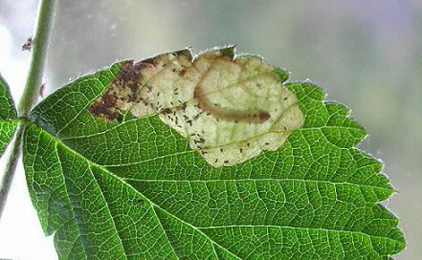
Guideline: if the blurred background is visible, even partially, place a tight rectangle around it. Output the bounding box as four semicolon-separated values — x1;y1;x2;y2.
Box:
0;0;421;259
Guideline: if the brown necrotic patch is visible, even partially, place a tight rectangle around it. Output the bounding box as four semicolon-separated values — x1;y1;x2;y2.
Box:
90;50;191;121
90;60;151;121
90;89;120;121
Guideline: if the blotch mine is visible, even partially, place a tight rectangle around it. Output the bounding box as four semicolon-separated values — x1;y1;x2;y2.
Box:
90;46;305;167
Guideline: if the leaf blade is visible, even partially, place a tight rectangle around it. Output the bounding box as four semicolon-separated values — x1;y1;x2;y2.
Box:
24;123;180;260
25;48;405;259
0;73;18;158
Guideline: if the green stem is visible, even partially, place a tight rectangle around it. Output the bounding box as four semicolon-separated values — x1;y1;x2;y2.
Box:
18;0;57;116
0;0;57;220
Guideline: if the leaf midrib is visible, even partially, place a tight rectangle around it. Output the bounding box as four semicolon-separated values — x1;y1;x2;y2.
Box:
54;135;129;260
126;178;394;197
54;140;90;259
59;126;391;194
41;123;241;260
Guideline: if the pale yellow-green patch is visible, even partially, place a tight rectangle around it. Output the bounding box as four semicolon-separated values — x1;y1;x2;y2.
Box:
91;47;304;167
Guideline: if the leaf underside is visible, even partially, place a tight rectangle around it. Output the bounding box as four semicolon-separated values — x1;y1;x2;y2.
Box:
0;73;18;158
24;48;405;259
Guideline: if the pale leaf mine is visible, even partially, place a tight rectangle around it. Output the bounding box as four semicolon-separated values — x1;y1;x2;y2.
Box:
90;47;305;167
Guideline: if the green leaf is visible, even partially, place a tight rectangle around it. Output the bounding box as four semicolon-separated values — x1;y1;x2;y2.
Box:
0;73;18;158
24;48;405;259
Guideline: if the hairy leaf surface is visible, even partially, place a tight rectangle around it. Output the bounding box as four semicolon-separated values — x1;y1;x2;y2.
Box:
0;73;18;158
24;48;405;259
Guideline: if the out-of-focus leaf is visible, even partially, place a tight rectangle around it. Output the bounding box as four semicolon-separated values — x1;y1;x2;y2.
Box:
24;48;405;259
0;73;18;158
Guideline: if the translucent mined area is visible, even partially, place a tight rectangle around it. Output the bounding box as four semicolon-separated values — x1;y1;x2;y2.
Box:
93;47;304;167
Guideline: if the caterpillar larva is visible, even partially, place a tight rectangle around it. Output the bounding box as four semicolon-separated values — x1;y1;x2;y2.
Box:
193;82;270;124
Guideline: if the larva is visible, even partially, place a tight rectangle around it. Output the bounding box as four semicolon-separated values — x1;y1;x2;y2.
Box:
193;79;270;124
